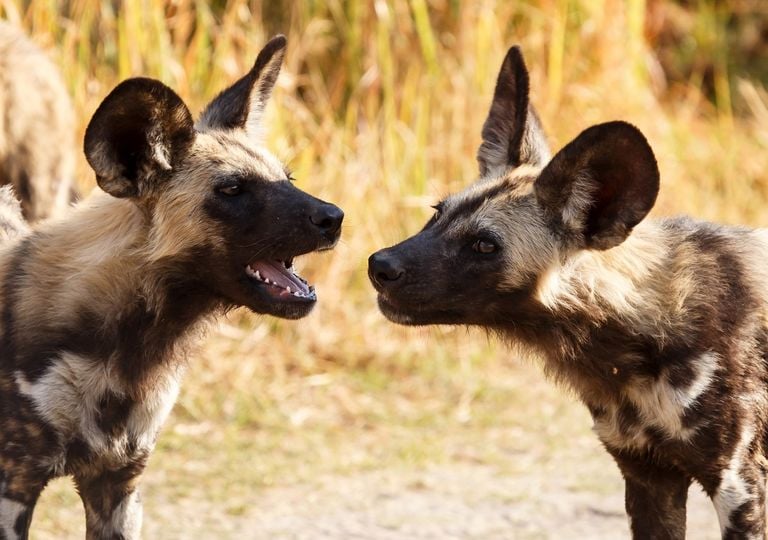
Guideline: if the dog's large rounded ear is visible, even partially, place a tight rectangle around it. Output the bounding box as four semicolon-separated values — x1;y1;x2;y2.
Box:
196;35;287;140
534;121;659;250
84;78;194;199
477;46;550;178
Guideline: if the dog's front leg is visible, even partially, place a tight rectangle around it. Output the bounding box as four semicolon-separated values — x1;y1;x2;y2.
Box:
624;474;690;539
611;453;691;539
0;497;36;540
0;469;46;540
75;465;144;540
711;459;766;540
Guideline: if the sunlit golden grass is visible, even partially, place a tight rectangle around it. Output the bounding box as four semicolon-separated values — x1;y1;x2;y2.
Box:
1;0;767;535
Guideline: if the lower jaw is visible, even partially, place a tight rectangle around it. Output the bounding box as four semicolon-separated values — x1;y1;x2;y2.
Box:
235;281;317;320
377;296;426;325
273;301;316;320
377;295;465;326
253;298;317;320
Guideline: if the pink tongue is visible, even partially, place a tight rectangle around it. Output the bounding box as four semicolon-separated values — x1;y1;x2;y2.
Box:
250;260;310;294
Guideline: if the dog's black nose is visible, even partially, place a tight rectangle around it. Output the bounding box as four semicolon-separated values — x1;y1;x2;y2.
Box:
368;251;405;285
309;203;344;234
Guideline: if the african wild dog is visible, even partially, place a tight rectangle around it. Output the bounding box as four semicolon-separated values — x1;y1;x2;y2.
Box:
0;35;343;539
369;46;768;539
0;22;76;220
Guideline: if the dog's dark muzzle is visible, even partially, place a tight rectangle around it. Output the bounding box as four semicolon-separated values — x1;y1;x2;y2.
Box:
273;181;344;248
368;232;437;292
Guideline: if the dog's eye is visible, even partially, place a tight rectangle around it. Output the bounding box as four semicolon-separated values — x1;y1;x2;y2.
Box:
216;184;242;196
473;239;497;254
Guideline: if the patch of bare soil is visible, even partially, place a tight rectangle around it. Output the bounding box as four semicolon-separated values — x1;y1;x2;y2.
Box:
143;462;720;539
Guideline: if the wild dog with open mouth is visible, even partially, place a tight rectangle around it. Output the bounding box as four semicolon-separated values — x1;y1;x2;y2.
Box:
0;36;343;539
370;46;768;539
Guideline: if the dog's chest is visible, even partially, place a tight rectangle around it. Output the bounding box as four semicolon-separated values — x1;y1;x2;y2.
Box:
14;352;182;473
587;352;721;452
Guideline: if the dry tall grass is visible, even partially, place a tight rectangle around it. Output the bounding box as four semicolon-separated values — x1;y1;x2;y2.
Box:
1;0;767;534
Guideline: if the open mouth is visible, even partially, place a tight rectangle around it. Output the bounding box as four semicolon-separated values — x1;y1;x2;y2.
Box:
245;257;316;302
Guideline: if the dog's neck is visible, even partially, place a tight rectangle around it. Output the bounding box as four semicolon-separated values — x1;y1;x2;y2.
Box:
1;191;219;395
490;219;701;401
535;221;676;331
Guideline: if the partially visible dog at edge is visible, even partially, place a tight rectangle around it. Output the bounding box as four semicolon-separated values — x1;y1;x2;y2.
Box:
0;35;343;539
0;22;77;220
370;46;768;539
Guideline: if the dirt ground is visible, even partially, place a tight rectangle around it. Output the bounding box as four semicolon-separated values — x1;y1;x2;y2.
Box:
36;459;722;539
39;454;719;539
33;401;726;539
144;462;718;540
32;350;723;539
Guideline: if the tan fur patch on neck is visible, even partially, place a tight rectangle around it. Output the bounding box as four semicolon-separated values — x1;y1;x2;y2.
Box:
535;220;683;338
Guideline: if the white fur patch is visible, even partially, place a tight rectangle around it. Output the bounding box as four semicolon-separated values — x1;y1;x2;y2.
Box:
151;139;172;171
128;366;182;450
713;426;755;535
625;351;720;439
16;353;120;447
560;172;597;230
15;353;182;461
594;352;720;450
592;405;650;451
535;220;673;338
245;90;267;142
0;498;26;540
107;490;142;539
521;118;551;165
508;164;543;182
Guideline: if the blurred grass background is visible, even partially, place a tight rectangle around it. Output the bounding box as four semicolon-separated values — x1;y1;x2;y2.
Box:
1;0;767;536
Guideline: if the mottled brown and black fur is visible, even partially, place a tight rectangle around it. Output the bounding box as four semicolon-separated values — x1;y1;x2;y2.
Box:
0;36;343;539
0;22;76;220
370;46;768;539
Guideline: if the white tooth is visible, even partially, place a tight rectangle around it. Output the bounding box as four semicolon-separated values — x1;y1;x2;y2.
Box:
255;270;261;280
286;286;292;293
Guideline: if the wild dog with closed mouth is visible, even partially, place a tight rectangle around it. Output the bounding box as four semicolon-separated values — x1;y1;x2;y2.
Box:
369;46;768;539
0;36;343;539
